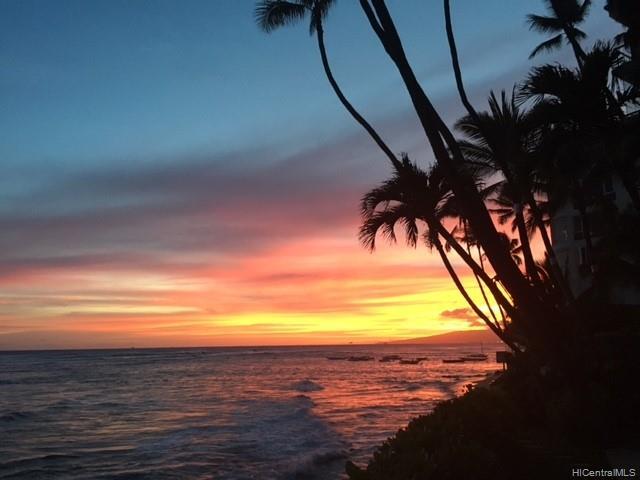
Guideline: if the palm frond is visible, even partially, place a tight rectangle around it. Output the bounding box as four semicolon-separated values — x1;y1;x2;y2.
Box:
578;0;592;21
358;155;457;253
519;64;578;102
546;0;590;24
458;140;495;165
255;1;308;33
529;33;564;59
616;85;640;106
526;14;563;34
358;205;421;251
480;181;505;201
614;31;630;49
360;181;401;216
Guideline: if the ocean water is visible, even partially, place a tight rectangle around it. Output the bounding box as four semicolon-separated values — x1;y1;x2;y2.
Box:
0;345;500;479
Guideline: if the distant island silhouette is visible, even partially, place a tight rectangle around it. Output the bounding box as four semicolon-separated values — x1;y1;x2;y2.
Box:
385;329;503;345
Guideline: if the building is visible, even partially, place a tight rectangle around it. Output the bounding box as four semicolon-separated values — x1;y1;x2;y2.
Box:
550;171;639;304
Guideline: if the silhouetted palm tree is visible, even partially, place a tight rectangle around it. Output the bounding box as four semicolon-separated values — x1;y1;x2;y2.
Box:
255;0;400;168
357;1;547;322
521;42;640;272
527;0;591;63
455;91;552;288
258;0;565;353
359;155;520;350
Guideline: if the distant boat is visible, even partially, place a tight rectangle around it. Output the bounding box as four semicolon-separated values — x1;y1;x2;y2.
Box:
399;358;422;365
461;353;488;362
347;355;374;362
379;355;402;362
461;343;488;361
442;358;466;364
326;356;347;360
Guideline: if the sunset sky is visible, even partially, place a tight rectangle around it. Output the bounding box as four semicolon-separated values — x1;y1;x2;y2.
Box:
0;1;620;349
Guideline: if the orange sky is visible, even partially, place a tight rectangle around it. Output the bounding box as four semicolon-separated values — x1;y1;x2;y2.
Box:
0;114;521;350
0;222;500;349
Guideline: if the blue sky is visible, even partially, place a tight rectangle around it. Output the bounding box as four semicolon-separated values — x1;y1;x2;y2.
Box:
2;1;619;171
0;1;623;348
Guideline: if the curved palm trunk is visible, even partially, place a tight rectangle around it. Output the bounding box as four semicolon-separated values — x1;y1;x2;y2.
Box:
444;0;552;297
525;192;575;304
362;0;549;322
564;26;586;67
434;222;517;319
461;220;501;325
514;204;541;285
432;236;520;352
443;0;481;123
436;221;556;349
478;244;509;330
473;243;500;325
316;23;400;169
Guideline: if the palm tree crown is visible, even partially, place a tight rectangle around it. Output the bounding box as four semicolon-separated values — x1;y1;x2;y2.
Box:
359;155;454;251
527;0;591;61
255;0;334;34
455;90;546;283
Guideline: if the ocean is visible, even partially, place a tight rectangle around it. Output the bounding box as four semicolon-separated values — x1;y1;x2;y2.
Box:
0;344;500;479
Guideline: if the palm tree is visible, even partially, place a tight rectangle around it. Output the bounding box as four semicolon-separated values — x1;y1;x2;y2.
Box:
255;0;400;168
258;0;565;353
356;1;551;325
359;155;521;351
455;91;567;292
527;0;591;64
520;42;640;268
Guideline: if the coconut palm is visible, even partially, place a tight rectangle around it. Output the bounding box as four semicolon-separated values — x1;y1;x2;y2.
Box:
521;42;640;263
356;1;547;321
359;155;521;350
455;91;556;289
521;51;638;297
527;0;591;63
255;0;400;168
257;0;564;352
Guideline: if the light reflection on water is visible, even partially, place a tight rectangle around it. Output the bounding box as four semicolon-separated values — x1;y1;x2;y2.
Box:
0;345;500;479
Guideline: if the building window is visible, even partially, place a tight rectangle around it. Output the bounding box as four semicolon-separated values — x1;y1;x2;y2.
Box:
573;216;584;240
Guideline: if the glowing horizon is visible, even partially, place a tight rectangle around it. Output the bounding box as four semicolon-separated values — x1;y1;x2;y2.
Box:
0;223;495;349
0;1;620;349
